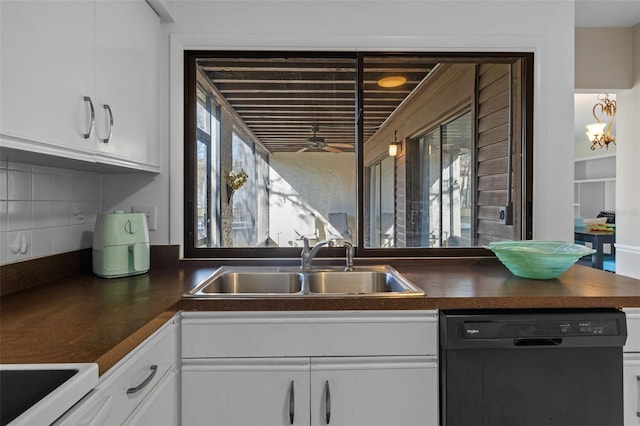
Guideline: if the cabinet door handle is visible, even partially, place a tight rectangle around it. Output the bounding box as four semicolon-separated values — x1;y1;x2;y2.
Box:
126;365;157;395
288;380;295;424
636;375;640;417
324;380;331;424
83;96;95;139
101;104;113;144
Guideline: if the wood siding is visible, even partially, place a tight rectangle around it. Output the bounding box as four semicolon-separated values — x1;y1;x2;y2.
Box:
475;63;522;244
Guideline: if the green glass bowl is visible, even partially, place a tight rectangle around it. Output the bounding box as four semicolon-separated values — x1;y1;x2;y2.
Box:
486;240;596;280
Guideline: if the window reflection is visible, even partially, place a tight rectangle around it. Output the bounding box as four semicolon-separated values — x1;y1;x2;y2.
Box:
185;52;531;256
409;112;472;247
192;54;357;249
366;157;395;248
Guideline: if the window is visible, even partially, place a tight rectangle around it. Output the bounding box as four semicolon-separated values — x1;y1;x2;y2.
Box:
195;84;220;247
407;111;472;247
366;157;395;248
184;52;533;258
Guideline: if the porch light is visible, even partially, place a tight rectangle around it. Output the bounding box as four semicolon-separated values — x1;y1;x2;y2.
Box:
378;76;407;88
388;142;399;157
389;131;401;157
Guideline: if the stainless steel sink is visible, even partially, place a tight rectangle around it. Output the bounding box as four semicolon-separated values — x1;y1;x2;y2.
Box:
184;265;424;297
307;271;416;294
194;271;304;295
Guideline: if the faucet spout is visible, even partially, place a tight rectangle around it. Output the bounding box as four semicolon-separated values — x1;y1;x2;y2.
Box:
301;237;333;270
343;241;354;271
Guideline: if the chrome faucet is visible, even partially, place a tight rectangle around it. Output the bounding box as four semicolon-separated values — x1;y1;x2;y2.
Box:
300;237;333;270
343;241;354;271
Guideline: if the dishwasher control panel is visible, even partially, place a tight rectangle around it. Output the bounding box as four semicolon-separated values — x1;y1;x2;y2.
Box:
460;318;622;339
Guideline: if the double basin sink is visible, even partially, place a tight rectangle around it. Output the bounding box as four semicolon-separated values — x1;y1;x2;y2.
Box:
184;265;424;297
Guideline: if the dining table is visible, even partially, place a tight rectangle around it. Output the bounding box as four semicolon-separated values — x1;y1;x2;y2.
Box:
574;226;615;270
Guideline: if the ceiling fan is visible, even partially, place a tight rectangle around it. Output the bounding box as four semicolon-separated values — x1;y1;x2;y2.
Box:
297;125;352;153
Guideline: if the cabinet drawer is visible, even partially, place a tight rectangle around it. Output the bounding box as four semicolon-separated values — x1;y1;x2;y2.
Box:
182;310;438;358
625;309;640;353
55;317;178;425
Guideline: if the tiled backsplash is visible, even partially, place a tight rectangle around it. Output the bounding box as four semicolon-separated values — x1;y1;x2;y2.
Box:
0;161;100;265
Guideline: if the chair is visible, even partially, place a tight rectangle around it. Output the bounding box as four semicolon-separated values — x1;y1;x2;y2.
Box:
294;213;319;246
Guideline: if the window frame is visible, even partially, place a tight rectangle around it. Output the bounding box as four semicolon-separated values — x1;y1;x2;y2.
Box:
184;50;534;259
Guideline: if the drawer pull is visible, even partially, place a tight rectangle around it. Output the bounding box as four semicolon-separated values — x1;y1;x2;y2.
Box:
101;104;113;144
126;365;157;395
324;380;331;424
637;375;640;418
288;380;295;424
83;96;95;139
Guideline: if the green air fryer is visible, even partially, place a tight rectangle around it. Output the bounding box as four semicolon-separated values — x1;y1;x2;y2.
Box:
93;211;150;278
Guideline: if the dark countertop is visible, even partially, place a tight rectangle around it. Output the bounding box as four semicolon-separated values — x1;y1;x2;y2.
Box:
2;257;640;374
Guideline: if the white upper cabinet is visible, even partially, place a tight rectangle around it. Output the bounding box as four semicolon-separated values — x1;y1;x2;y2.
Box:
0;1;95;160
94;0;160;170
0;0;160;172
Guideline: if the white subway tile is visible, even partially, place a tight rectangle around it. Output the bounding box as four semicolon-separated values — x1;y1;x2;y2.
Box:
7;201;32;231
72;176;98;201
50;202;71;227
72;201;101;225
31;228;53;258
85;201;99;225
86;176;101;201
7;162;31;172
0;201;6;232
6;231;31;262
8;170;32;200
82;224;94;249
0;169;7;200
52;227;71;253
2;164;103;265
31;165;53;174
0;232;6;265
33;172;54;201
71;203;87;224
53;174;72;201
33;201;55;228
70;225;93;251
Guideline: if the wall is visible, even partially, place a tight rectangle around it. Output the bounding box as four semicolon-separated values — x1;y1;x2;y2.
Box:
165;0;576;256
269;152;356;246
0;161;100;265
575;27;633;90
575;24;640;279
615;24;640;279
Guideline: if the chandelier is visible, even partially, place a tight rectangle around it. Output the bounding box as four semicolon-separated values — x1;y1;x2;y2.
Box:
585;94;617;150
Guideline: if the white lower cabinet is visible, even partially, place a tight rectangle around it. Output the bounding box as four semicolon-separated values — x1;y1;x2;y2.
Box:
181;310;439;426
127;368;180;426
182;358;310;426
309;356;437;426
624;355;640;426
625;309;640;425
54;316;180;426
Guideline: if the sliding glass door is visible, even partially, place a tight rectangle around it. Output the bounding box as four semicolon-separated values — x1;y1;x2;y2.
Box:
409;111;472;247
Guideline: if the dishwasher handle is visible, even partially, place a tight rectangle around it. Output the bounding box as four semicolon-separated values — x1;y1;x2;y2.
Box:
514;338;562;346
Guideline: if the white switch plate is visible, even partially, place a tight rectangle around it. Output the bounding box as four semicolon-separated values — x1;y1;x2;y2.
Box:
131;205;157;231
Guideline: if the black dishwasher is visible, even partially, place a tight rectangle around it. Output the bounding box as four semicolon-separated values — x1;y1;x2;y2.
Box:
439;309;627;426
